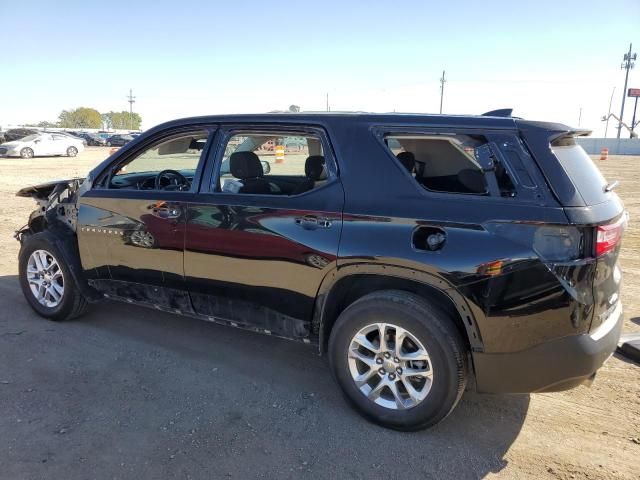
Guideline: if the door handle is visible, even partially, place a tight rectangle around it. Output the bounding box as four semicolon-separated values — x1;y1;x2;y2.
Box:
150;202;181;219
295;215;332;230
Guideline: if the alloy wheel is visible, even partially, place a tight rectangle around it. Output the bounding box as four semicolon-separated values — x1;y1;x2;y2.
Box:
130;230;155;248
26;249;64;308
347;322;433;410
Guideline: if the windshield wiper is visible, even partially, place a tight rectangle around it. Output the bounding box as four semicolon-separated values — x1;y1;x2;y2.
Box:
604;180;619;192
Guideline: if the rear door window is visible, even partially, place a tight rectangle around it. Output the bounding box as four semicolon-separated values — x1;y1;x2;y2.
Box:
215;132;329;196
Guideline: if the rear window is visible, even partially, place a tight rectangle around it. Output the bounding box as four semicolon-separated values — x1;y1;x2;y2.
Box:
551;138;609;205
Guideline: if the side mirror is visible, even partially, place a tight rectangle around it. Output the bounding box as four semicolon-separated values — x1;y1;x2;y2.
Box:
261;160;271;174
34;139;40;144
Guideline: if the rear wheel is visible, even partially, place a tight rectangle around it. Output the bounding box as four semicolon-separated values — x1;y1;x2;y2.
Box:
19;233;88;321
328;290;467;430
66;146;78;157
20;147;34;159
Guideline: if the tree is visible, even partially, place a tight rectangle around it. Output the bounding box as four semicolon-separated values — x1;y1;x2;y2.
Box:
102;110;142;130
37;120;58;128
58;107;102;129
24;120;58;128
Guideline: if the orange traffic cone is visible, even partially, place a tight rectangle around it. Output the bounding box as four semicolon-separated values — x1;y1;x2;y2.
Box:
600;148;609;160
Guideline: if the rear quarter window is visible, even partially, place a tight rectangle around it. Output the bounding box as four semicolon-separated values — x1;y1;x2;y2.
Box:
380;133;517;197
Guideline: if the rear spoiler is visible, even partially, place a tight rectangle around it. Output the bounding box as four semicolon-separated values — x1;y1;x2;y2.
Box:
564;129;592;138
549;129;592;147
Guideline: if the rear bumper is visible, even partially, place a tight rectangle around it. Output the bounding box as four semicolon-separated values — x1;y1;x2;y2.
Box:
473;301;623;393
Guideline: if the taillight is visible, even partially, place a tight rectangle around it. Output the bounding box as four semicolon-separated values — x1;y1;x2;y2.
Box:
596;215;626;256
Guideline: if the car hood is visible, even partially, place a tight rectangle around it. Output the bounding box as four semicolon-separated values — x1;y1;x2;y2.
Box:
16;178;83;199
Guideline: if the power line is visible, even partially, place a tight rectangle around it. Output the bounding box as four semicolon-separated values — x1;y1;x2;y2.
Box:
617;43;636;139
127;88;136;130
439;70;446;114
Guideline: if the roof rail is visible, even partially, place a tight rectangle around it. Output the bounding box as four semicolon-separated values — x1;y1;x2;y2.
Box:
482;108;513;117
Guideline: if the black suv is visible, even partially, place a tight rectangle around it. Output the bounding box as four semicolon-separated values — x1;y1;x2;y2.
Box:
3;128;38;143
77;132;108;146
15;112;626;430
106;134;134;147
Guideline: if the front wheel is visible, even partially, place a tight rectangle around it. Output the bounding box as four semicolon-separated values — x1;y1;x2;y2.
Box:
66;146;78;157
328;290;467;431
19;233;88;321
20;147;34;159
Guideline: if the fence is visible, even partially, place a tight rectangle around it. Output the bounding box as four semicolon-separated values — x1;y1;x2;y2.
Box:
577;138;640;155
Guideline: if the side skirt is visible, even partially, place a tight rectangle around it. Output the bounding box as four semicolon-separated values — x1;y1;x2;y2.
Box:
88;279;316;346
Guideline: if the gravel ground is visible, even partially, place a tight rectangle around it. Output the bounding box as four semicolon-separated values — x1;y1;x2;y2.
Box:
0;148;638;479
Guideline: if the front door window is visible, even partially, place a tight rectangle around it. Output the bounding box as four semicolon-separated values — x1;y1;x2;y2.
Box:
108;132;209;191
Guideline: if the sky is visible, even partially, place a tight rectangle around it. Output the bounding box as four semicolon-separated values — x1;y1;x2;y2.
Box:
1;0;639;137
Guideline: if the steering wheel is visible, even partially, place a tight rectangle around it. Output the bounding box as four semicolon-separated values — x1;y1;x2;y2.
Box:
155;169;190;191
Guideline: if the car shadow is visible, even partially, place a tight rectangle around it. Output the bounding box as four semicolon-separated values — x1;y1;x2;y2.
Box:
0;274;528;479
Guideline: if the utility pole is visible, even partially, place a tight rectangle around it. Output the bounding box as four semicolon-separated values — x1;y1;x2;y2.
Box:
439;70;446;114
604;86;615;138
326;92;330;112
127;88;136;130
617;43;636;138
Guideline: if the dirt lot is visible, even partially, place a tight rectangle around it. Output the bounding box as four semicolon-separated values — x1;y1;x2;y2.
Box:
0;148;638;479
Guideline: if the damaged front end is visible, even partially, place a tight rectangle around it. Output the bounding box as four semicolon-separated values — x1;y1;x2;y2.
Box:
14;177;88;242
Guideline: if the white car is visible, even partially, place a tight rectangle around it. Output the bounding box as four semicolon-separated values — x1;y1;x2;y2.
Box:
0;133;85;159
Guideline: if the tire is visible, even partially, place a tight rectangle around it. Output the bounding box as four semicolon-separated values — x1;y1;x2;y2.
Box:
66;146;78;157
106;141;111;147
18;233;88;321
328;290;467;431
20;147;34;159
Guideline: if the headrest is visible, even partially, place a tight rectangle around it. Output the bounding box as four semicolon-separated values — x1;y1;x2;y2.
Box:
396;151;415;173
305;155;327;181
230;151;264;179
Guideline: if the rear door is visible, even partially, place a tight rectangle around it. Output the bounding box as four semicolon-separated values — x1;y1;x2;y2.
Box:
77;128;215;309
33;134;56;156
184;125;344;340
51;134;69;154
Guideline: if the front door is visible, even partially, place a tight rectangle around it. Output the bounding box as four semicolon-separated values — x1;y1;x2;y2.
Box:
77;129;214;309
184;127;344;340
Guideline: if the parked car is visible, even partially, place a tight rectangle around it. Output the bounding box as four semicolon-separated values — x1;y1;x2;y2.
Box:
14;112;626;431
77;132;107;146
106;134;134;147
1;132;85;158
2;128;38;143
